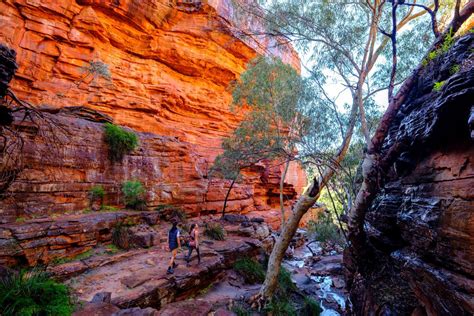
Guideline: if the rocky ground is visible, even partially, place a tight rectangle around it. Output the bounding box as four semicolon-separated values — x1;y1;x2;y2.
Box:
61;213;347;315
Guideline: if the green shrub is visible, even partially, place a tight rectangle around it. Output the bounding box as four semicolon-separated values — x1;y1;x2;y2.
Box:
301;296;322;316
264;299;296;316
204;222;225;240
440;28;455;54
231;305;251;316
433;81;446;92
422;29;456;67
307;212;344;246
52;250;93;265
276;266;296;295
449;64;461;75
88;185;105;209
234;258;265;284
104;123;138;162
102;205;119;212
105;244;120;254
121;180;146;210
0;269;73;316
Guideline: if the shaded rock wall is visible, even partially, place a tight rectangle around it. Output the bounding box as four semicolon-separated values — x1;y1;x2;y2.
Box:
346;34;474;315
0;0;306;221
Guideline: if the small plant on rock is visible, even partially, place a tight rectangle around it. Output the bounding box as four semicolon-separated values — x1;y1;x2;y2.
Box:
264;298;296;316
122;180;146;210
231;304;251;316
433;81;446;92
234;258;265;284
449;64;461;75
88;185;105;210
204;222;225;240
301;296;322;316
104;123;139;162
0;269;73;316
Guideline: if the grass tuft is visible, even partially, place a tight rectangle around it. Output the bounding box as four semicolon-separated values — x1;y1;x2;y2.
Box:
204;222;225;240
0;269;73;316
234;258;265;284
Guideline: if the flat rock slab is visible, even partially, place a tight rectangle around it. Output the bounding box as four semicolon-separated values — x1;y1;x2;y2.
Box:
67;235;262;310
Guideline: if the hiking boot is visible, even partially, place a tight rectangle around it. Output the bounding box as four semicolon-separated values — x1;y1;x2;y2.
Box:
167;267;174;274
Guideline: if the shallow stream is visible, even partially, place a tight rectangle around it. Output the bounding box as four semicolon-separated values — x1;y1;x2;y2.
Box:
283;231;347;315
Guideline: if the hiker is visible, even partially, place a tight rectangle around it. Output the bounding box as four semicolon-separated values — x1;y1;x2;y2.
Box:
185;223;201;266
167;218;181;274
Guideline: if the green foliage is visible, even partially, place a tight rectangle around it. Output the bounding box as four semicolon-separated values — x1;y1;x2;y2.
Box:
15;217;26;223
264;299;297;316
102;205;119;212
234;258;266;284
422;29;456;67
231;305;251;316
440;28;455;54
88;185;105;209
52;250;93;265
433;81;446;92
301;296;322;316
105;244;120;254
276;265;296;295
121;180;146;210
307;212;344;246
450;64;461;75
203;222;225;241
103;123;138;162
0;269;73;316
88;185;105;200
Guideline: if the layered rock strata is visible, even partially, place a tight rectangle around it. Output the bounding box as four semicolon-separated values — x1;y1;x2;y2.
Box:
346;34;474;315
0;210;160;267
0;0;305;221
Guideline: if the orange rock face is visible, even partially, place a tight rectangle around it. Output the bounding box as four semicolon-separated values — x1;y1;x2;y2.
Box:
0;0;306;222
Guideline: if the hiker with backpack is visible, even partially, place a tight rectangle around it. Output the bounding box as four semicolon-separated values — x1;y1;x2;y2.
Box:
167;218;181;274
185;223;201;266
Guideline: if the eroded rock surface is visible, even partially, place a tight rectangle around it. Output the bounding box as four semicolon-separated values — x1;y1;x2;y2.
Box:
346;34;474;315
0;0;306;222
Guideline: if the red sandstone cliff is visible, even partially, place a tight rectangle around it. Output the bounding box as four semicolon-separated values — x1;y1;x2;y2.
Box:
0;0;306;222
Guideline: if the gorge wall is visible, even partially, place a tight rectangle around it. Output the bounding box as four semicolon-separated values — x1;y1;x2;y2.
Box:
346;34;474;315
0;0;306;223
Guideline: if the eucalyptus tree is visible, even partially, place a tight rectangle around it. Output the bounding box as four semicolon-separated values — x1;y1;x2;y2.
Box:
225;0;444;305
213;56;309;224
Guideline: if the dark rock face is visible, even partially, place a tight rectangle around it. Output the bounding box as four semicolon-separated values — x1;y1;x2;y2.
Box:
0;44;17;98
346;34;474;315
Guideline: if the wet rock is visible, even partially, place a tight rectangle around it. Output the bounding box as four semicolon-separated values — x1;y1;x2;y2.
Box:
91;291;112;303
310;255;343;276
223;214;249;223
332;277;346;289
346;34;474;315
